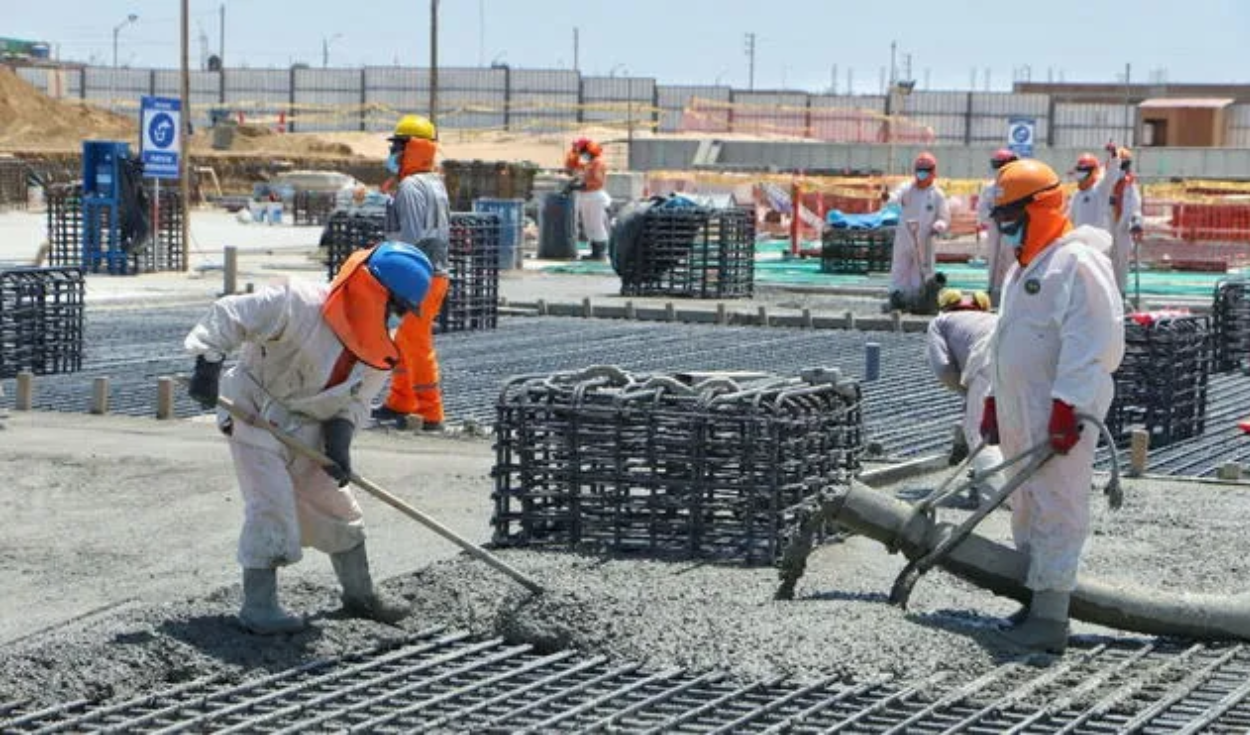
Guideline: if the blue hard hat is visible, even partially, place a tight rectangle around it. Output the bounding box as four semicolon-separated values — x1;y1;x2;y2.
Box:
366;241;433;313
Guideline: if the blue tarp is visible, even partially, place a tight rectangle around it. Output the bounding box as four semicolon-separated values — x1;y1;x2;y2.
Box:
826;205;900;230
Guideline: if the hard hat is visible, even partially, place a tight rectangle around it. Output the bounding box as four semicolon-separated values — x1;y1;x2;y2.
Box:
914;152;937;170
572;137;592;151
992;159;1062;216
1075;153;1099;171
991;149;1018;169
970;291;991;311
366;241;434;314
938;288;991;312
390;114;437;141
937;288;964;311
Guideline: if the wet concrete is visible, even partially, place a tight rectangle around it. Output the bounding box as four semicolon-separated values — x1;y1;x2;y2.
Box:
4;413;1250;711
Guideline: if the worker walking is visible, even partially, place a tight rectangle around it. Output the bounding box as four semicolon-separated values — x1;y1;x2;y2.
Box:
926;288;1003;506
1104;144;1144;297
976;149;1019;304
185;242;433;634
888;152;951;312
981;159;1125;654
374;114;452;431
565;137;611;261
1066;152;1115;231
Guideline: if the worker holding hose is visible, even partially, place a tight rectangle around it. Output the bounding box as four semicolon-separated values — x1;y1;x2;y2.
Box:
926;288;1002;507
981;159;1125;654
185;242;433;635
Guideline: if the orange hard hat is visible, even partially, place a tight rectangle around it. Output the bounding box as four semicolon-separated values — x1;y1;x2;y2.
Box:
914;152;937;170
992;159;1062;215
991;149;1018;169
1075;153;1099;170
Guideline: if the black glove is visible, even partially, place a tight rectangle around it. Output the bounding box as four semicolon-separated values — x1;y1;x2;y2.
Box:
188;356;223;410
322;418;354;488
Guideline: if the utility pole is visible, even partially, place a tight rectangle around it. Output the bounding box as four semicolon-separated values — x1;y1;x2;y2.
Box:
429;0;439;124
219;3;225;66
573;27;579;72
744;33;756;91
179;0;191;272
478;0;485;67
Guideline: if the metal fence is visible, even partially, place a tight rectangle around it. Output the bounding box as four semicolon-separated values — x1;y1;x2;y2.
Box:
18;63;1250;147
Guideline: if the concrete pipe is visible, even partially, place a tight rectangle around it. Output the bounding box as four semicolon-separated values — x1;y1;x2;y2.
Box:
811;481;1250;642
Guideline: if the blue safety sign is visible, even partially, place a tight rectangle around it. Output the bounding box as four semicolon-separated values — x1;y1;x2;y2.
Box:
1007;116;1036;158
140;95;181;180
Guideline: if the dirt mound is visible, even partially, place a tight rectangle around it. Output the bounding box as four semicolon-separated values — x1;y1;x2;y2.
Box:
0;67;136;150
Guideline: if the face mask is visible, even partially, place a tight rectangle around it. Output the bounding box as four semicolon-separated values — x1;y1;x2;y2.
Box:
1077;169;1093;181
999;219;1025;247
581;153;592;164
387;312;403;331
385;152;401;175
915;170;932;182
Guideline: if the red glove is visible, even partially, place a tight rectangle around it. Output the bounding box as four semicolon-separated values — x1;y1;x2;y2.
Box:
1048;400;1081;453
980;397;999;446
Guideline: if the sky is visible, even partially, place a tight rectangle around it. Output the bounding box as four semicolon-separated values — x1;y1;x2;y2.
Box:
7;0;1248;93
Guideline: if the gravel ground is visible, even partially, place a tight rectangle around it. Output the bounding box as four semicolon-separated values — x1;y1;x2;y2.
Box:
5;435;1250;711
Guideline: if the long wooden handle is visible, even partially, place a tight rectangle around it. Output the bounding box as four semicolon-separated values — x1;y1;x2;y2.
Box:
197;385;544;595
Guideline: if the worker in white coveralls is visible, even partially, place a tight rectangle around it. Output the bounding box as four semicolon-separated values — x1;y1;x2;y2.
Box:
975;149;1018;305
888;152;951;312
185;241;433;635
980;159;1124;654
1066;152;1115;232
1103;144;1144;296
926;288;1003;507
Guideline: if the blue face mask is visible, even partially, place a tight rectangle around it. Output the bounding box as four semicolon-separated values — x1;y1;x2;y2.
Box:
385;152;401;175
915;170;932;182
999;219;1026;247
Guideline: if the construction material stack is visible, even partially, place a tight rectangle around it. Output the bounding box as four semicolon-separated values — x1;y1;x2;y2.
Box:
1213;277;1250;372
492;366;862;564
616;204;755;299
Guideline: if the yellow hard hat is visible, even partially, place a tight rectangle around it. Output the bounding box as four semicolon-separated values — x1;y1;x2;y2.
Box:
390;114;436;141
937;288;964;312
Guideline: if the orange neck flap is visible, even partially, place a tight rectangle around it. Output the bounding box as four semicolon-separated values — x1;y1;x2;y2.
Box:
1016;190;1073;267
399;138;438;178
322;248;400;370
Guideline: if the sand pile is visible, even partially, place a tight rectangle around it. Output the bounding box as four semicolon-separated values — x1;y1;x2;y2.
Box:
0;68;136;150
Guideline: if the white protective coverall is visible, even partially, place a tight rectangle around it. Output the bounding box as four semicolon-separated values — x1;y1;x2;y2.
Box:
889;182;951;297
185;280;388;569
976;182;1012;302
926;310;1004;481
992;225;1124;592
1106;162;1144;294
576;189;611;243
1066;170;1115;232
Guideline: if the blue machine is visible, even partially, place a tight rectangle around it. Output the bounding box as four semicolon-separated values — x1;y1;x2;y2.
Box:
81;140;132;274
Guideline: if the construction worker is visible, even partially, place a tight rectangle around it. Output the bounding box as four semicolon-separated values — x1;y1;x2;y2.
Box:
374;114;452;430
981;159;1125;654
927;288;1003;506
1066;153;1114;231
185;241;433;635
1104;144;1144;296
976;149;1020;304
888;152;950;312
565;137;610;261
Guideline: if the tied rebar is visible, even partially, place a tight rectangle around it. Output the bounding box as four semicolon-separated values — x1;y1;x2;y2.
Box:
617;207;755;300
1107;312;1212;448
491;366;863;564
1214;277;1250;373
0;266;84;379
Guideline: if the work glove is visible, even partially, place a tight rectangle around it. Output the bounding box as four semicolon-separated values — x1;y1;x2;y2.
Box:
931;221;948;236
979;397;999;446
1131;225;1144;243
322;418;355;488
1048;399;1081;454
188;356;222;410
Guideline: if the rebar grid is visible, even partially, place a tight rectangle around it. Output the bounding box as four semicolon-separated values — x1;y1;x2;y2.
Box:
492;366;863;563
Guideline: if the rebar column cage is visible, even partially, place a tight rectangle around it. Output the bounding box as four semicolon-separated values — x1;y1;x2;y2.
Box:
820;227;895;275
619;207;755;299
44;182;184;274
492;366;863;564
1107;313;1212;448
292;191;337;226
1213;278;1250;373
0;266;85;379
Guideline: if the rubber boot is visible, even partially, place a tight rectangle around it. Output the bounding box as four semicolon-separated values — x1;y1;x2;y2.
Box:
996;590;1069;654
1001;589;1031;628
331;543;411;625
239;568;306;635
582;241;607;261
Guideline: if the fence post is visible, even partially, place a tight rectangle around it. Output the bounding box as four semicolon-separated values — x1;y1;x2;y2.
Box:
502;65;511;132
576;73;585;124
288;66;297;134
80;67;87;100
804;94;813;138
727;88;735;134
964;91;974;146
359;68;367;132
149;68;157;96
1047;94;1057;147
651;82;660;133
219;67;226;104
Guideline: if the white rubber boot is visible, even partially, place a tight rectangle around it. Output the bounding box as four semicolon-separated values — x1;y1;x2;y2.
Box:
239;568;306;635
331;543;411;625
996;589;1070;654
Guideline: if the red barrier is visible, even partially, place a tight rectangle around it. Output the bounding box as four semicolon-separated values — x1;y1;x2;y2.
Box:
1170;202;1250;244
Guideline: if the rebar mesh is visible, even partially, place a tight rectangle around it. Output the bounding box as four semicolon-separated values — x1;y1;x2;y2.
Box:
1213;278;1250;373
618;207;755;299
492;366;862;564
0;267;85;379
292;191;337;226
820;228;895;275
0;158;27;210
1108;313;1212;448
